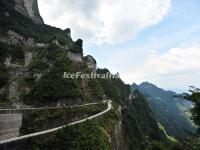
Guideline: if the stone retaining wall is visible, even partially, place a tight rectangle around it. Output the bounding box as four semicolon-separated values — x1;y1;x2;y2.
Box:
0;114;22;140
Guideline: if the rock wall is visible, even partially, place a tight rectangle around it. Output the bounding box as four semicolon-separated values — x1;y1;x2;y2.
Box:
0;30;34;46
15;0;44;24
115;105;124;150
67;51;83;62
4;54;30;102
84;55;97;71
24;51;33;66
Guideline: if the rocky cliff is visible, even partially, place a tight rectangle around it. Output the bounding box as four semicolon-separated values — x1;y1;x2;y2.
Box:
15;0;43;24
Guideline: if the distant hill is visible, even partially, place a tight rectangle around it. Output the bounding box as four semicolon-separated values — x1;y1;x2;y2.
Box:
131;82;196;139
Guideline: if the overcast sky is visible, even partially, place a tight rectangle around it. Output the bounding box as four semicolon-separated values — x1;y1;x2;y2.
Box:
38;0;200;92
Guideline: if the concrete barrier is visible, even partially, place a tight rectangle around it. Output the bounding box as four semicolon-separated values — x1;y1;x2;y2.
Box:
0;114;22;141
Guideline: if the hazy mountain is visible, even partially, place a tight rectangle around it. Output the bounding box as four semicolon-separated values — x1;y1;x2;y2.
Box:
131;82;195;139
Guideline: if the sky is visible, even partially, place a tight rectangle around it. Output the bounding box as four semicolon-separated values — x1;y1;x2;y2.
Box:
38;0;200;93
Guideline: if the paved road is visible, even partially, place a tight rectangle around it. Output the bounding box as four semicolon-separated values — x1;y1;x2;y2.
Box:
0;100;112;144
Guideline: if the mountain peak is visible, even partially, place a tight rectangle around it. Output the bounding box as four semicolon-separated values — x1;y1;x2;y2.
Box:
139;82;157;88
131;82;139;91
132;82;138;86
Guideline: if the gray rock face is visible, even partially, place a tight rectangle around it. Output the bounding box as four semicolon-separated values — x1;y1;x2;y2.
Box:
0;30;34;46
4;56;30;102
67;51;83;62
15;0;44;24
25;51;33;66
115;105;124;150
84;55;97;70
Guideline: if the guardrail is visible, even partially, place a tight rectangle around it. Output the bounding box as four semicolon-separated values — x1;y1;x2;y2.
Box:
0;101;108;114
0;100;112;145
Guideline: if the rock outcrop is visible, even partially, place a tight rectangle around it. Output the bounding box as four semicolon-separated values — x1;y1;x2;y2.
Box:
84;55;97;71
15;0;44;24
0;30;34;46
67;51;83;62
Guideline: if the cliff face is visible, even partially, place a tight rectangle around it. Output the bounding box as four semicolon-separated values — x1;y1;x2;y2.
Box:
122;90;168;149
15;0;43;24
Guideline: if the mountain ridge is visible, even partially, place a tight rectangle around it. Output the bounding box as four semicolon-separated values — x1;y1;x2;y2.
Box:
131;82;195;139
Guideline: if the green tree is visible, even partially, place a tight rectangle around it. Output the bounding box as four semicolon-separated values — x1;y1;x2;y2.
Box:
179;86;200;150
181;86;200;128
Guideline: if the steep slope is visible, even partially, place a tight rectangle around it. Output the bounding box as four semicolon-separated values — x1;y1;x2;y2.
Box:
131;82;195;139
122;90;169;150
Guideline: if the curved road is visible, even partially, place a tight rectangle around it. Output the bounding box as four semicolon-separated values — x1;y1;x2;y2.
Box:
0;100;112;144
